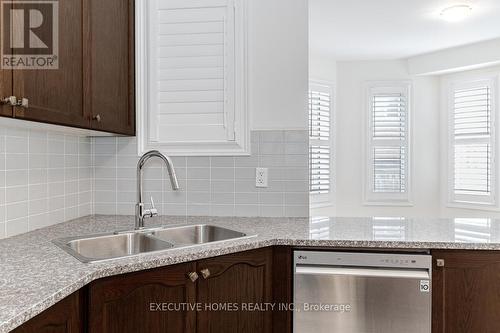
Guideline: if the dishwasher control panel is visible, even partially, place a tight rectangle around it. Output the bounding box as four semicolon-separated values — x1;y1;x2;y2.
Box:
294;251;432;270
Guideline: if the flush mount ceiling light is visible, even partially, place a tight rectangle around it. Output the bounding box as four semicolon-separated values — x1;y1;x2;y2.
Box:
440;4;473;22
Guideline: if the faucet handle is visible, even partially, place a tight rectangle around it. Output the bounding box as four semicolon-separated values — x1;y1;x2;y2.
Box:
149;196;158;216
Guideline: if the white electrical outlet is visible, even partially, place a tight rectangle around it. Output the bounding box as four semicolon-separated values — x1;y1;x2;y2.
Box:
255;168;268;188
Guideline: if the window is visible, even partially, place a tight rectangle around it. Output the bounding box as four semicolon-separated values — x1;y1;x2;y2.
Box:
136;0;249;156
365;82;411;204
447;77;498;207
309;81;333;206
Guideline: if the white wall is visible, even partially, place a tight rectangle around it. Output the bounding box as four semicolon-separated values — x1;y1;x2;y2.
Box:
309;53;337;83
408;38;500;76
314;60;442;217
249;0;308;130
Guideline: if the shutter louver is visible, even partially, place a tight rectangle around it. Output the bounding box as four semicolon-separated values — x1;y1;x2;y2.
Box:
373;146;406;193
309;83;332;200
152;0;236;143
452;82;495;204
372;94;406;140
368;85;409;200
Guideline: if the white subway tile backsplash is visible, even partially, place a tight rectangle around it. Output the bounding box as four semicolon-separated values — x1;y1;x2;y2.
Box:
210;157;234;168
0;128;92;239
6;154;28;170
211;193;234;205
6;186;28;204
259;131;284;142
234;204;260;217
0;129;308;239
6;217;28;237
92;130;309;218
210;204;235;216
285;130;308;142
211;180;235;193
210;168;234;180
6;136;29;154
235;193;258;205
260;205;285;217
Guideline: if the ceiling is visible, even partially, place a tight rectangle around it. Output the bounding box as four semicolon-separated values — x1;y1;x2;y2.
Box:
309;0;500;60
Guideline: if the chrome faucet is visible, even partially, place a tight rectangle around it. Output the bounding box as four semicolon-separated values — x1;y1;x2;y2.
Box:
135;150;179;230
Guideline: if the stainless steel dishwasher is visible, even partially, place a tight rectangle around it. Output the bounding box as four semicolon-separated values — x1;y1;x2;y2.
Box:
293;251;431;333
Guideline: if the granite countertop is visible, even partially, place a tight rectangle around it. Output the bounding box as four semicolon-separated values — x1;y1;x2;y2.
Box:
2;214;500;332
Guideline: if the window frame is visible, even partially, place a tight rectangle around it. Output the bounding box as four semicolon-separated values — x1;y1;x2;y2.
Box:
363;81;413;206
445;74;500;210
135;0;250;156
309;79;335;208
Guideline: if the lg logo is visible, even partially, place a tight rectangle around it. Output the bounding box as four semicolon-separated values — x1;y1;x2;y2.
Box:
1;0;59;69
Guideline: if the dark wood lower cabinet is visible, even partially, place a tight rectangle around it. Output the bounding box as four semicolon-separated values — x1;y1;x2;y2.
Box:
432;250;500;333
196;247;273;333
19;248;500;333
88;262;197;333
12;291;83;333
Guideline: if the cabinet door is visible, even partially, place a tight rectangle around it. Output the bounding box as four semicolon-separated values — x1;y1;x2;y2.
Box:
12;0;89;128
432;250;500;333
0;67;12;117
86;0;135;135
88;262;197;333
196;248;273;333
12;291;82;333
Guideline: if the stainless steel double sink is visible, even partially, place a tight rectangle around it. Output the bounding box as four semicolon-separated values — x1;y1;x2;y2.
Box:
53;225;253;263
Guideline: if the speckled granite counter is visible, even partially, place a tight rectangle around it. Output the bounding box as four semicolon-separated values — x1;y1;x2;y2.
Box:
2;215;500;332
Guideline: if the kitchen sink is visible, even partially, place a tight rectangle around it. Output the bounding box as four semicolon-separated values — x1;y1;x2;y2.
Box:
53;232;174;263
53;225;253;263
148;224;250;246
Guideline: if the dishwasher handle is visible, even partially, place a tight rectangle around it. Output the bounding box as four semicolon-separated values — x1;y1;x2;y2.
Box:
295;265;430;279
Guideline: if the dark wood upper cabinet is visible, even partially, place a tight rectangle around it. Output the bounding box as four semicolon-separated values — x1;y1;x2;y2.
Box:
12;0;88;128
88;262;197;333
432;250;500;333
0;67;13;117
11;291;83;333
86;0;135;135
196;248;274;333
0;0;135;135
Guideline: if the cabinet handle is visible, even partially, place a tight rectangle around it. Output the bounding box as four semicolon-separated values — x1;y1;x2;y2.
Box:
200;268;210;279
17;98;28;109
436;259;445;267
187;271;199;282
1;96;17;106
93;114;102;122
1;96;28;108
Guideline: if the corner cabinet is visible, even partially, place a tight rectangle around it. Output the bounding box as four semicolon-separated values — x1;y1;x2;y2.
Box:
432;250;500;333
0;0;135;135
12;291;83;333
88;248;273;333
89;262;197;333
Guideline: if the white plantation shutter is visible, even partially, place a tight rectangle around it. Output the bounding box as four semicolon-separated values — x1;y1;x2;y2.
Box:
309;82;333;204
137;0;249;156
450;78;497;205
151;0;235;143
366;83;411;203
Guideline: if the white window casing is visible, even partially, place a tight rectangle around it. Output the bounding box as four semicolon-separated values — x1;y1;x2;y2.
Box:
136;0;249;156
309;81;334;207
446;75;499;209
364;81;412;205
